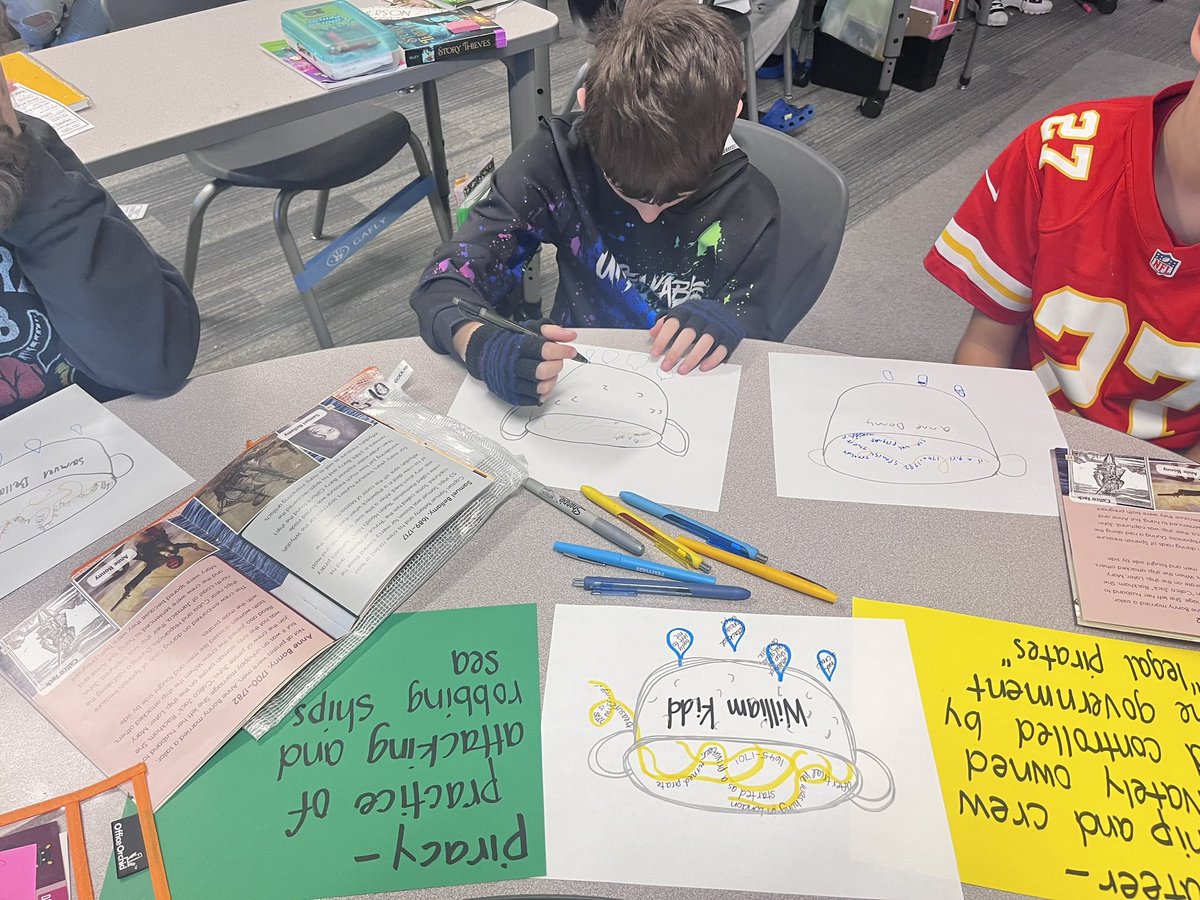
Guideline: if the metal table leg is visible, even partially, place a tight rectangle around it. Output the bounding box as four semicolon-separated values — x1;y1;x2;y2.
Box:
502;46;550;315
421;80;452;221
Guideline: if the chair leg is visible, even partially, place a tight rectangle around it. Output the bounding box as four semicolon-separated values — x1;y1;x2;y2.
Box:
743;32;758;121
560;60;589;116
183;179;232;287
312;189;330;240
273;189;335;350
407;135;454;242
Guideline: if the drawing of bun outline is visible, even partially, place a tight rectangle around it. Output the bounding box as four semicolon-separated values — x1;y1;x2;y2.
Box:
588;658;894;814
810;382;1027;484
0;437;134;552
500;364;689;455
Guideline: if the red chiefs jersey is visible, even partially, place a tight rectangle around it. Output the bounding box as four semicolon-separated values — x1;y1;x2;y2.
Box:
925;83;1200;452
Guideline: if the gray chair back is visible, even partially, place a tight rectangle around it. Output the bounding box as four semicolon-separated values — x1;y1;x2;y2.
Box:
101;0;240;30
730;119;848;342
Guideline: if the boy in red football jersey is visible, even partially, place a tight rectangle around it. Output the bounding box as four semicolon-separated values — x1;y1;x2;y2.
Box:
925;13;1200;460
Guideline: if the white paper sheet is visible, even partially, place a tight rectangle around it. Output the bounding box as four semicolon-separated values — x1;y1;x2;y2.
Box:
447;343;741;511
769;354;1066;515
10;85;94;140
0;386;192;598
542;604;962;899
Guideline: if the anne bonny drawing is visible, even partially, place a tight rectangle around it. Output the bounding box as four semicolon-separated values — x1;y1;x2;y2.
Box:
810;373;1027;485
499;355;691;457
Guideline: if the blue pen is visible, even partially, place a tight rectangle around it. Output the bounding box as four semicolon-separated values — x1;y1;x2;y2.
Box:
618;491;767;561
553;541;717;585
572;577;750;601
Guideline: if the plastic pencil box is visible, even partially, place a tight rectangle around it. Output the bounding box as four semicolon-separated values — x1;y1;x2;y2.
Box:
281;0;402;80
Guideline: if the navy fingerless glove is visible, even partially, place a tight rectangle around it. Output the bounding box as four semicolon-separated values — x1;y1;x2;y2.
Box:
657;298;747;358
464;323;545;406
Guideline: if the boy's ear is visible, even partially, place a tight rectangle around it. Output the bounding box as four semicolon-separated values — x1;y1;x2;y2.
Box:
576;87;587;110
735;99;743;119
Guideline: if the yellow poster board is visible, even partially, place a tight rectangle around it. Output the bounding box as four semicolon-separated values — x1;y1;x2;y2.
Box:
854;598;1200;900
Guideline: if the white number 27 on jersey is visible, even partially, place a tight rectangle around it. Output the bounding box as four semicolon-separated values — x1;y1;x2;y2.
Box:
1038;111;1100;181
1035;288;1200;441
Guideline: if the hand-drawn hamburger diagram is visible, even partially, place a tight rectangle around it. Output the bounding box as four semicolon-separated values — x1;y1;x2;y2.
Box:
0;431;134;554
810;370;1027;485
584;619;894;815
500;348;690;456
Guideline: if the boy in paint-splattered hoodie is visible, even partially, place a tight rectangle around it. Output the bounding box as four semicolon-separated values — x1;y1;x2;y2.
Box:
408;0;780;406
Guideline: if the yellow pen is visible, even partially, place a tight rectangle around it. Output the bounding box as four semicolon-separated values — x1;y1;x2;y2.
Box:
580;485;711;572
678;536;838;604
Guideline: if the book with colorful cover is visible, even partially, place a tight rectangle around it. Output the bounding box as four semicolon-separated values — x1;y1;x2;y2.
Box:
259;38;403;88
383;7;505;67
0;51;90;111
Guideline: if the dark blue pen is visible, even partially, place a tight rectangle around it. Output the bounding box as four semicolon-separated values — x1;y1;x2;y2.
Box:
572;576;750;601
618;491;767;561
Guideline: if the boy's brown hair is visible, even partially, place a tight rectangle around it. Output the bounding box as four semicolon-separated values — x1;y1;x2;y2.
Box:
581;0;745;205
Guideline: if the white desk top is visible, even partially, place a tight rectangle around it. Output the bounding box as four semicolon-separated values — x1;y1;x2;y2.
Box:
33;0;558;177
0;332;1184;899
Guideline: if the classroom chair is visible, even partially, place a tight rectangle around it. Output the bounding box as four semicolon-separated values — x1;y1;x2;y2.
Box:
558;0;758;121
102;0;454;350
728;118;848;340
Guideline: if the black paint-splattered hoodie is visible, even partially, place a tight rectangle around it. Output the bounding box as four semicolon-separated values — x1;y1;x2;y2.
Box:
409;114;780;355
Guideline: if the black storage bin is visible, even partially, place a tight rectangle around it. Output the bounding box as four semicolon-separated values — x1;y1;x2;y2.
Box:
810;27;953;96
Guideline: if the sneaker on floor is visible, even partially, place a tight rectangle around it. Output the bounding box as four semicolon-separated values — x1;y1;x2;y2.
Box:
1012;0;1053;13
987;0;1010;25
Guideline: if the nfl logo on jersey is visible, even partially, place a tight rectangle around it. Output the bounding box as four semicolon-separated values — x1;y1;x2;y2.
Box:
1149;249;1181;278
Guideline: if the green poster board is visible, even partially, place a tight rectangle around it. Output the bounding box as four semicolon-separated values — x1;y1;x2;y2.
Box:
101;604;544;899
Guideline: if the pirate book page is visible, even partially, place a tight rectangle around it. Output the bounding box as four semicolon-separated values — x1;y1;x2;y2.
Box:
1055;448;1200;642
0;385;192;599
0;535;335;808
0;397;492;807
768;355;1067;516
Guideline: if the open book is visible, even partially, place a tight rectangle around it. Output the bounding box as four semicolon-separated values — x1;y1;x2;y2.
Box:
1;383;490;806
1053;447;1200;642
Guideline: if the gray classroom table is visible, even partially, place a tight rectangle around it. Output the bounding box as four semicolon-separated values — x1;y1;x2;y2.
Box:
33;0;558;188
0;330;1180;899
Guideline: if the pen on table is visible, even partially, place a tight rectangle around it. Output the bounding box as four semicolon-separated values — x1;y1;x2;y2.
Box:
553;541;717;585
580;485;711;572
524;478;644;555
572;577;750;601
618;491;768;561
451;296;588;363
677;536;837;604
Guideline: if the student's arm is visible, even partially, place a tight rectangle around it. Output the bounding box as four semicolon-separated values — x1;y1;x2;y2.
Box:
650;192;780;375
924;125;1043;337
953;308;1023;368
0;116;200;395
409;137;557;359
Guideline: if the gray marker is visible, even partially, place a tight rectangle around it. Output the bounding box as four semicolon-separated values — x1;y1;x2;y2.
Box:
524;478;645;556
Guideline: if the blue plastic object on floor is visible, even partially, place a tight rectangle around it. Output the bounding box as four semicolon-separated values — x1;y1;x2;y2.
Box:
755;49;799;80
758;98;814;134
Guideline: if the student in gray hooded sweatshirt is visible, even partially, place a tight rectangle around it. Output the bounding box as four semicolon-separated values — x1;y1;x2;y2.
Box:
0;76;199;419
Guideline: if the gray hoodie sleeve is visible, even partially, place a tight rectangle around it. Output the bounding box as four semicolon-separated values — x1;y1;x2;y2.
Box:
0;115;200;396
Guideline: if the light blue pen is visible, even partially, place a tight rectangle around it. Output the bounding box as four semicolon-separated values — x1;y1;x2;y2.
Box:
618;491;767;561
553;541;718;585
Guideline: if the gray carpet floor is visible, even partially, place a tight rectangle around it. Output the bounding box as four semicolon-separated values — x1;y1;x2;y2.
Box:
97;0;1197;376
